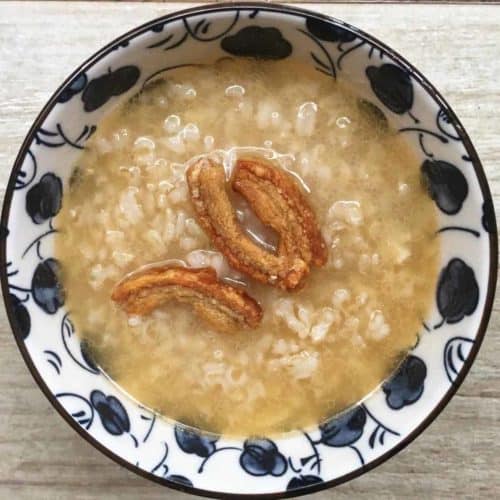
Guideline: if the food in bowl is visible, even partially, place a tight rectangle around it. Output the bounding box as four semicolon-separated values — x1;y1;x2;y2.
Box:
4;4;496;496
54;59;439;435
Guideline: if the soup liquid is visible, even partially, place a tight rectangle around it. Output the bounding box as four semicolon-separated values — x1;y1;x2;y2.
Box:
55;60;439;435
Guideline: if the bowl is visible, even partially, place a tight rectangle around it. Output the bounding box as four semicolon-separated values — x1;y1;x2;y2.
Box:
1;2;497;497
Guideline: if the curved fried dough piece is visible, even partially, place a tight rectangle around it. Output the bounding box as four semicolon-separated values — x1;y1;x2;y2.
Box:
111;265;262;332
186;158;309;290
233;158;328;267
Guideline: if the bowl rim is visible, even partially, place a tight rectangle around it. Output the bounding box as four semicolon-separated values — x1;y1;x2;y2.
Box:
1;2;497;498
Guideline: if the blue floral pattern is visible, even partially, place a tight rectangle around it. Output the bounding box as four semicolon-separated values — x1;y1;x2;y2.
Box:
1;4;495;497
421;160;468;215
435;259;479;327
90;390;130;435
305;17;356;43
57;73;88;104
287;475;323;490
9;294;31;340
25;173;62;224
482;198;495;233
31;258;65;314
383;356;427;409
319;406;366;446
366;64;414;115
221;26;292;59
82;66;140;112
174;425;218;458
240;439;288;477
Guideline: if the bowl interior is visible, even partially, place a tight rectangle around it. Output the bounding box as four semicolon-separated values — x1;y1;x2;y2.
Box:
2;4;497;497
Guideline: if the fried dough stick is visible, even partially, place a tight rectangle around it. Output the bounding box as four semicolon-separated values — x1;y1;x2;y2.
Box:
233;158;328;268
112;265;262;332
187;158;309;290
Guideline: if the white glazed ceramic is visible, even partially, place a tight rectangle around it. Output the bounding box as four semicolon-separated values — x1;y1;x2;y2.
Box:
1;3;497;497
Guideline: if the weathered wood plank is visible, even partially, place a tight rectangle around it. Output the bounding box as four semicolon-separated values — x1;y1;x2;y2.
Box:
0;2;498;499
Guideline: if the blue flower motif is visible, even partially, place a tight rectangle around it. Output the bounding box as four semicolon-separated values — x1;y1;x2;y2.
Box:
320;405;367;446
287;475;323;490
305;17;356;43
421;160;468;215
90;390;130;435
436;258;479;326
31;258;65;314
366;64;413;115
167;475;193;487
57;73;88;103
221;27;292;60
239;438;287;477
10;294;30;340
383;355;427;409
151;24;165;33
482;198;495;234
174;425;218;458
82;66;140;112
26;173;62;224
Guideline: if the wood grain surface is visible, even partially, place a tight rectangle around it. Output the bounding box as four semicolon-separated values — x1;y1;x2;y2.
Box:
0;2;499;499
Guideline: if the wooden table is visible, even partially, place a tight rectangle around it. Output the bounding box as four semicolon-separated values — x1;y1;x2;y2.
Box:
0;2;498;498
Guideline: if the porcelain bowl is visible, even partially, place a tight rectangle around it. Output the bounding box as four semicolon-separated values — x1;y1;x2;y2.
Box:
1;3;497;497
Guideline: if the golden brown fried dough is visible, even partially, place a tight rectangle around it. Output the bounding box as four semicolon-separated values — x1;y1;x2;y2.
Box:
186;157;309;290
111;265;262;332
233;158;328;268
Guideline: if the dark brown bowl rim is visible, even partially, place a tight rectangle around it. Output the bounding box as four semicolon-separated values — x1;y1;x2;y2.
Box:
1;2;497;498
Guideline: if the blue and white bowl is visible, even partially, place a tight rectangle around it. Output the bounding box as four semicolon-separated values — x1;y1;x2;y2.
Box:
1;3;497;497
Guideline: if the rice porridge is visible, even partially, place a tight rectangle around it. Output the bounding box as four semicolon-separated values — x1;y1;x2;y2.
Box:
55;60;439;435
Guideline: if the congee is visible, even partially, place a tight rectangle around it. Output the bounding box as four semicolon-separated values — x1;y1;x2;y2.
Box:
55;59;439;435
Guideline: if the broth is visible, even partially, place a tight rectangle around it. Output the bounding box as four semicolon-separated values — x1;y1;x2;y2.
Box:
55;60;439;435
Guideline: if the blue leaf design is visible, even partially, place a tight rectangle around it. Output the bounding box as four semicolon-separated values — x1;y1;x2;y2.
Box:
90;390;130;435
57;73;88;103
319;406;367;446
421;160;468;215
151;24;165;33
305;17;356;43
287;475;323;490
368;427;377;449
436;258;479;326
444;336;474;383
174;425;218;458
16;150;38;190
239;438;287;477
31;258;65;314
366;64;413;114
482;198;496;233
383;355;427;409
82;66;140;112
26;173;62;224
44;350;62;374
56;392;94;430
9;294;30;340
151;442;169;476
221;27;292;60
379;429;385;446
